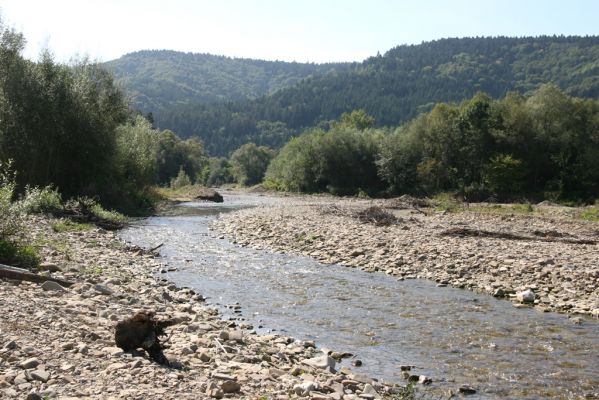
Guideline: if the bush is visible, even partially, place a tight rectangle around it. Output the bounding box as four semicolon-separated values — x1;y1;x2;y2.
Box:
0;162;25;241
0;239;40;268
21;185;62;214
170;167;192;189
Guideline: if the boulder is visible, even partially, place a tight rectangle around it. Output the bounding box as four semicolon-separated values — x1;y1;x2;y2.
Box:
302;355;336;372
516;289;535;303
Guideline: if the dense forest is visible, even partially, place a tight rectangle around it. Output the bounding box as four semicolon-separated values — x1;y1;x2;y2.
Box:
265;88;599;202
111;36;599;155
105;50;350;113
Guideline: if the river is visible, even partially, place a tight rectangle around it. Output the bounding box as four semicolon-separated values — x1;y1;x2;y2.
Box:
119;193;599;399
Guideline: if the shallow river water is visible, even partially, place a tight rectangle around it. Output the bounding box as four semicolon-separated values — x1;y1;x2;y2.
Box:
120;194;599;399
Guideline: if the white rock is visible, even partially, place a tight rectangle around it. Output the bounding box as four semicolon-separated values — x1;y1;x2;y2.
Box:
516;289;535;303
30;369;50;382
302;355;336;372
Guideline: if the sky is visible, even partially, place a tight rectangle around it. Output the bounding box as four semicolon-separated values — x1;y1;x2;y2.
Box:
1;0;598;64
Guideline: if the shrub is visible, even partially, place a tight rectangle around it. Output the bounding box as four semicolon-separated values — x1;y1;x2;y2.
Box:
0;239;40;268
21;185;62;214
170;167;192;189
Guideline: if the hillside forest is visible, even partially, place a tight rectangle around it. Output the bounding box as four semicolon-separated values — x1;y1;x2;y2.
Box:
1;19;599;216
108;36;599;155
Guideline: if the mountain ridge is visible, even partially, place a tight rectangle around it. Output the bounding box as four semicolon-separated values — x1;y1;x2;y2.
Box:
107;36;599;155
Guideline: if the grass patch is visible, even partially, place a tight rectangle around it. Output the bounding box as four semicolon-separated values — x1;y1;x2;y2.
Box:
51;219;93;233
580;207;599;221
90;203;128;225
469;203;537;215
433;192;462;212
82;265;104;277
154;184;222;202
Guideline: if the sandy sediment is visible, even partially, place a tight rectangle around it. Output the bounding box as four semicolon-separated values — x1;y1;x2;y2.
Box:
214;196;599;317
0;215;398;399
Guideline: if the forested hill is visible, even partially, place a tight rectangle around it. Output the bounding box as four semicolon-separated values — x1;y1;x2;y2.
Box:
104;50;350;112
114;36;599;156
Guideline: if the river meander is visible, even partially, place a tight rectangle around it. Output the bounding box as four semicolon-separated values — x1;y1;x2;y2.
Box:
120;194;598;399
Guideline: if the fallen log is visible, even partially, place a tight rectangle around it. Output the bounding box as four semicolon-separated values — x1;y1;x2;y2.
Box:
0;264;74;287
440;227;597;245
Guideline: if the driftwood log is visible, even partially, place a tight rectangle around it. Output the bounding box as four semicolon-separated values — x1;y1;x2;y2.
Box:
0;263;73;287
114;311;179;365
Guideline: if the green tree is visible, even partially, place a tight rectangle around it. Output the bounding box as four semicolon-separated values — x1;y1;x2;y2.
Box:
229;143;275;186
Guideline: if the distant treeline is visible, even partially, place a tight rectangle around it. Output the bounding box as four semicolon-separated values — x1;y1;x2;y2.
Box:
264;87;599;202
123;36;599;156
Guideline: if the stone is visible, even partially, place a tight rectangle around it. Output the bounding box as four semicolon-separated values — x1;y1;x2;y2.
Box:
180;346;195;355
94;284;114;296
293;381;315;396
106;362;128;372
302;355;336;372
30;370;50;383
39;262;61;272
41;281;66;292
220;380;241;393
207;388;224;399
362;384;381;399
3;340;17;350
458;385;477;395
103;346;124;357
516;289;535;303
198;352;211;362
19;358;40;369
228;330;244;342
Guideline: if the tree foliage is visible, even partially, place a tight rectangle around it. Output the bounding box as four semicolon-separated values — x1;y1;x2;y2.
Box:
119;36;599;156
229;143;275;186
0;19;209;212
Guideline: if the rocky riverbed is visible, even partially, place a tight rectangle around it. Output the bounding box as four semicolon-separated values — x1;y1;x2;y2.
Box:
0;216;401;399
214;196;599;317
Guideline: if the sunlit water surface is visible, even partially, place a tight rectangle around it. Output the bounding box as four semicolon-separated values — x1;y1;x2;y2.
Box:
120;194;599;399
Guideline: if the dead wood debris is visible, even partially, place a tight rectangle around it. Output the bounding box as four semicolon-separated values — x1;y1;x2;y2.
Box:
441;227;596;245
114;311;179;366
0;264;74;287
356;206;400;226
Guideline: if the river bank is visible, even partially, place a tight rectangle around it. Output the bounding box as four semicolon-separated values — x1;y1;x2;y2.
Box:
0;215;400;399
213;195;599;317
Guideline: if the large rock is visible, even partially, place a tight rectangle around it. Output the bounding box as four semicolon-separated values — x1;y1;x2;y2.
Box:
293;381;315;396
302;355;336;372
220;380;241;394
41;281;66;292
30;370;50;383
19;358;40;369
516;289;535;303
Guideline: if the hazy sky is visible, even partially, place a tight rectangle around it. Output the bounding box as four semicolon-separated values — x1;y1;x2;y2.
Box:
1;0;598;63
